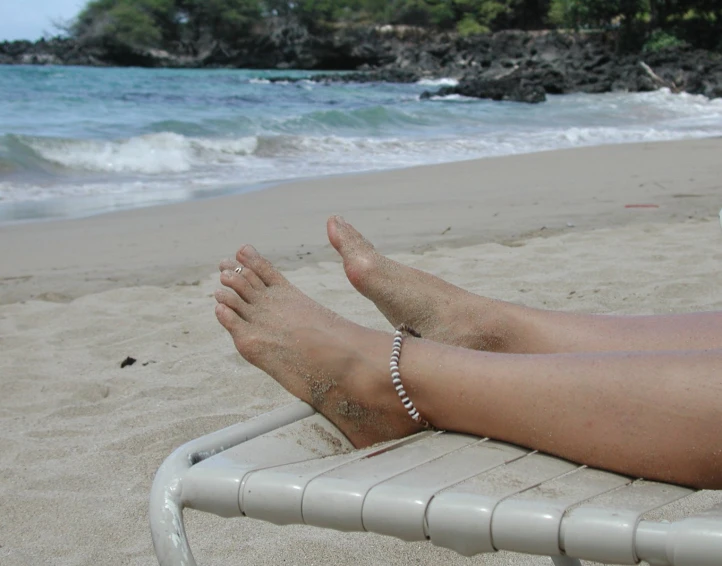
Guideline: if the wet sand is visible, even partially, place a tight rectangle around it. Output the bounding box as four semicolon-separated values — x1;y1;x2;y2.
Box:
1;138;722;565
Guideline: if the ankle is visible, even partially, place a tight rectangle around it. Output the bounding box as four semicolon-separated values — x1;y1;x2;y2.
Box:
468;298;517;353
484;301;548;354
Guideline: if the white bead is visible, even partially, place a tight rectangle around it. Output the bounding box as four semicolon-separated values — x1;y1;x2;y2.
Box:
390;330;430;429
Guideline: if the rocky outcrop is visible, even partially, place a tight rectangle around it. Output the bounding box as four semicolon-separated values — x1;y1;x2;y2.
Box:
421;71;547;103
417;39;722;102
0;37;105;66
2;27;721;101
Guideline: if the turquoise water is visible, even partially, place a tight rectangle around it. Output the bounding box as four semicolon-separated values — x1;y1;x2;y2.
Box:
1;65;722;223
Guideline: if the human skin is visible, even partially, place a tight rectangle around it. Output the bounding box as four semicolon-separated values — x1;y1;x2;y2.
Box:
215;241;722;490
326;215;722;355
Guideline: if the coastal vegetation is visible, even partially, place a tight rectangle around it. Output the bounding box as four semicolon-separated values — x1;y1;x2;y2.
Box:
69;0;721;53
4;0;720;100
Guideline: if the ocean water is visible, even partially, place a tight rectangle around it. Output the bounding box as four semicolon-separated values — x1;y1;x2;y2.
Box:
2;65;722;223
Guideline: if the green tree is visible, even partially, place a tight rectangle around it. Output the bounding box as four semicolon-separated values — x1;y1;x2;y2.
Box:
389;0;523;32
70;0;720;53
72;0;262;51
178;0;262;45
648;0;722;49
548;0;636;29
73;0;173;48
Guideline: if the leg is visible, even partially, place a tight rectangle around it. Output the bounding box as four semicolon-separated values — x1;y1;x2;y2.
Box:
328;216;722;354
215;247;722;489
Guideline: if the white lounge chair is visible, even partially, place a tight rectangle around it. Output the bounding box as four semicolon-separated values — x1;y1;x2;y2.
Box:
150;402;722;566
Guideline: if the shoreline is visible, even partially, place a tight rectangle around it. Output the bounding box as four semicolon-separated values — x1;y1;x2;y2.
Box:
2;133;722;566
1;137;721;305
2;129;720;228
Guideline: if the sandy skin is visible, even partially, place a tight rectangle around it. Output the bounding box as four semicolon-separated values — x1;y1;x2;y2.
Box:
327;215;722;355
215;244;423;447
216;223;722;489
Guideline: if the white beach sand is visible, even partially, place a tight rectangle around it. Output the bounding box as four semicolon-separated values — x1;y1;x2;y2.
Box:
1;139;721;565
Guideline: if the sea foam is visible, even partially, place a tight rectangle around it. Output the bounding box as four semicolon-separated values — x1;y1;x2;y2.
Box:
2;65;722;221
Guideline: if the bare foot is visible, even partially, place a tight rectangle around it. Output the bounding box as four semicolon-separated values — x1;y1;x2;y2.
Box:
215;245;423;447
327;216;508;351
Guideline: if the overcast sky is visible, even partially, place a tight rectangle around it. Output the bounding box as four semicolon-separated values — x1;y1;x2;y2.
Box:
0;0;84;41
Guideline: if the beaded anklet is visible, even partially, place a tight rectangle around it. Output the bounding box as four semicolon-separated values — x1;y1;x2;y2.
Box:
391;324;433;430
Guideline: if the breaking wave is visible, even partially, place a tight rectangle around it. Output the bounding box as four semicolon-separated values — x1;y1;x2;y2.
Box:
3;61;722;219
416;77;460;87
0;133;261;175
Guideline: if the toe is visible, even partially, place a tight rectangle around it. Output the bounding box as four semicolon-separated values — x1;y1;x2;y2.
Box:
236;245;287;287
215;303;259;357
327;216;379;291
327;216;375;258
220;258;265;290
215;303;248;339
215;288;249;319
234;261;266;290
220;269;257;303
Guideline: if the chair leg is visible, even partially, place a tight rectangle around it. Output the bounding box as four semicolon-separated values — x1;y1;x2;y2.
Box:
551;556;582;566
150;402;315;566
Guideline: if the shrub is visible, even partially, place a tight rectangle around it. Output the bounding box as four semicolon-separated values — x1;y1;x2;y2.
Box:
643;29;687;52
457;14;488;35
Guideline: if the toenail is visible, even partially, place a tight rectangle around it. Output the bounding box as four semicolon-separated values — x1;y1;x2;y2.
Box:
222;269;235;278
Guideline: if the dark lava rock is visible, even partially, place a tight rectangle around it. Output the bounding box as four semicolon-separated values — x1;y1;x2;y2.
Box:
422;71;546;103
3;27;721;100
